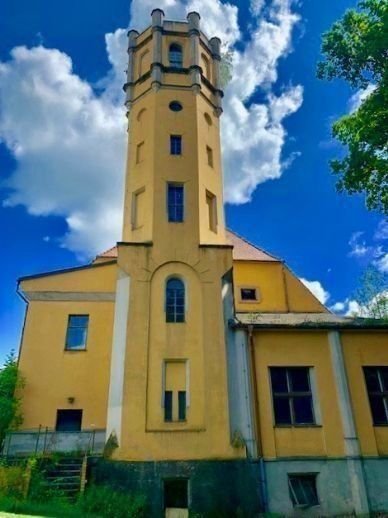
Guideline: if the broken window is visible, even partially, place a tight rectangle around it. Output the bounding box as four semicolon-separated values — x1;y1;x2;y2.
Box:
270;367;315;425
288;474;319;507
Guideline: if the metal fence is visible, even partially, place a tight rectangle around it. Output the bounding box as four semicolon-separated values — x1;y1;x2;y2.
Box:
1;428;106;457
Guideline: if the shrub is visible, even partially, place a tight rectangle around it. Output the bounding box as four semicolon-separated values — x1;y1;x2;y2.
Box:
80;484;147;518
0;465;24;497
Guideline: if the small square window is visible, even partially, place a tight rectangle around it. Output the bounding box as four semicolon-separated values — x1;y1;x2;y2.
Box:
170;135;182;155
240;288;257;301
65;315;89;350
206;145;213;167
288;474;319;507
164;479;188;510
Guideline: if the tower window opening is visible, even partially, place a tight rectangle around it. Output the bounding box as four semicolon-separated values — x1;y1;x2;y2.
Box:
170;135;182;155
136;141;145;163
169;43;183;68
169;101;183;112
167;183;184;223
201;53;211;80
206;190;217;233
204;112;212;126
164;391;173;421
166;278;185;323
206;145;213;167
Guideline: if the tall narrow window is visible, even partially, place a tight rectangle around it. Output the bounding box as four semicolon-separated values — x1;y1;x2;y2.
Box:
270;367;315;425
169;43;183;68
206;146;213;167
136;141;144;163
201;53;211;80
132;188;145;229
170;135;182;155
206;190;217;233
138;49;150;77
364;367;388;425
167;183;184;222
166;278;185;323
164;391;173;422
65;315;89;350
164;361;188;422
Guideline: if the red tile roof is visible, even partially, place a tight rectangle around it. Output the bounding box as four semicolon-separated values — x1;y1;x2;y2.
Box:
95;229;280;263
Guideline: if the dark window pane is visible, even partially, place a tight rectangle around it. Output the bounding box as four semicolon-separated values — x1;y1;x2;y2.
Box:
170;135;182;155
65;315;88;350
364;367;381;392
178;391;186;420
69;315;88;327
169;101;183;112
380;367;388;391
164;479;188;509
166;278;185;323
369;395;388;425
273;397;291;424
167;184;184;223
293;396;314;424
56;410;82;432
241;288;256;301
271;368;288;393
164;391;173;422
290;368;310;392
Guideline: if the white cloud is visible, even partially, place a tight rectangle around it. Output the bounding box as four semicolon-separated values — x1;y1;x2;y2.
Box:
0;0;303;257
300;278;330;305
348;83;376;113
0;46;126;258
331;291;387;319
374;219;388;241
348;230;387;273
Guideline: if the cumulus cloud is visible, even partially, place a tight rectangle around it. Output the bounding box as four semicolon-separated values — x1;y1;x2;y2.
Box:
348;230;387;273
348;83;376;113
0;0;303;257
300;278;330;305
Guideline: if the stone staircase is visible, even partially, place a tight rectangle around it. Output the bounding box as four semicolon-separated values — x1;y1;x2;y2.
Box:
43;456;87;498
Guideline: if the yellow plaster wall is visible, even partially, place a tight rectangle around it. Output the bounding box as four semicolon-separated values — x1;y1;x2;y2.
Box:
253;330;345;459
341;331;388;456
233;262;328;313
18;299;114;430
20;263;117;293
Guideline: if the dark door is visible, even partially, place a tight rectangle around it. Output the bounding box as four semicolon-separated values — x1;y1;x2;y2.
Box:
55;409;82;431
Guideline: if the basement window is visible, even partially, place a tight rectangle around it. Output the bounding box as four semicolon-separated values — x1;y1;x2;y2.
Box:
65;315;89;350
164;479;188;511
288;474;319;508
56;409;82;432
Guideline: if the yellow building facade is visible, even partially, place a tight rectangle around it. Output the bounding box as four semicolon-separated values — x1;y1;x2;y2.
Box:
11;10;388;517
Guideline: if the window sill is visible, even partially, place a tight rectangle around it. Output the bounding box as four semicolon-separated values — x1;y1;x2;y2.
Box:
64;349;87;353
274;424;322;428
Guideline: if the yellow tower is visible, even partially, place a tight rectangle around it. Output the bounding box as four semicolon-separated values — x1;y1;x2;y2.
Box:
106;9;242;462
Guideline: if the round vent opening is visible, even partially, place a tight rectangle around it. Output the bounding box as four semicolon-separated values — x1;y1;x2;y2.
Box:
169;101;183;112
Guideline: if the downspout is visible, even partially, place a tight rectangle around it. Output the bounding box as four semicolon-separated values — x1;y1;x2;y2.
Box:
247;324;268;512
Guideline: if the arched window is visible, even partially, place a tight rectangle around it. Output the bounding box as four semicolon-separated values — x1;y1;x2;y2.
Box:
166;277;185;323
169;44;183;68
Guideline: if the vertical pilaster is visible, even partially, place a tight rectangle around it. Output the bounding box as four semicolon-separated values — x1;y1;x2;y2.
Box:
151;8;164;91
328;331;369;514
187;12;201;92
106;269;131;444
209;37;223;116
124;30;139;111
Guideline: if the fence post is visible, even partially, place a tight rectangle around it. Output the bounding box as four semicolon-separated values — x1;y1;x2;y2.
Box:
80;455;88;494
34;425;41;455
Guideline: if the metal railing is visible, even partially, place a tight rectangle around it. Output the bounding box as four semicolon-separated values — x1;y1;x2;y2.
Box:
1;427;106;457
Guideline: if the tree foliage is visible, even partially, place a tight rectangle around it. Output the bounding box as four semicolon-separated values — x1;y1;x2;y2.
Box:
354;265;388;320
317;0;388;214
0;351;24;448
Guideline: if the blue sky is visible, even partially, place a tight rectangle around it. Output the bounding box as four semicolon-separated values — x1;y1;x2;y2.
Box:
0;0;386;363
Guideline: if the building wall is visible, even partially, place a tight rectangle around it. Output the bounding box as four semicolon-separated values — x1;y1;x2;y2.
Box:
18;263;116;430
253;330;345;459
341;331;388;456
233;262;327;313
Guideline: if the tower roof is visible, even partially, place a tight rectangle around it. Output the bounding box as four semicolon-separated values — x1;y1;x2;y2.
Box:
95;230;280;263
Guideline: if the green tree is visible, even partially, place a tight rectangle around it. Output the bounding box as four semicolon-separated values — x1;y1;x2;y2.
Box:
353;265;388;320
0;351;24;448
317;0;388;214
